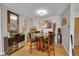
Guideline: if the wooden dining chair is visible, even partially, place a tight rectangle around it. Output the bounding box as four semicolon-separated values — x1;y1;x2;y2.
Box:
29;32;37;54
36;36;44;51
44;32;55;56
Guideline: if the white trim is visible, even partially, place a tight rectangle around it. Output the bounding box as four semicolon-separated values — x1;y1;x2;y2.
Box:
0;52;5;55
62;43;69;56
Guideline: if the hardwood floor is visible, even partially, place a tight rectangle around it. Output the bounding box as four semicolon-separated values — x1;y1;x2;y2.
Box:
54;43;68;56
9;42;68;56
74;46;79;56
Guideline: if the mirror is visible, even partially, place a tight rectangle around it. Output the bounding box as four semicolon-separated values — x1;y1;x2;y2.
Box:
7;10;19;34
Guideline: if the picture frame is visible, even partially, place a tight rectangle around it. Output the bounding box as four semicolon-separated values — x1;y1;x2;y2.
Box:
39;19;52;29
62;17;67;25
7;10;19;33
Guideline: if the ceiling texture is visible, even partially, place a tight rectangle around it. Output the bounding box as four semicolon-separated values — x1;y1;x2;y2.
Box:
74;3;79;12
4;3;69;19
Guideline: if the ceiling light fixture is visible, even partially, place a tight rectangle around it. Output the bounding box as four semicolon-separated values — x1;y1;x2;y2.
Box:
36;9;48;16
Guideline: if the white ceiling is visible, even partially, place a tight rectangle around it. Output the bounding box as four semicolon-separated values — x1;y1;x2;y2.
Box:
4;3;69;19
74;3;79;12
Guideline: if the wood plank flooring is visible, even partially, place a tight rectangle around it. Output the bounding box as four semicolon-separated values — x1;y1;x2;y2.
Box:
9;42;68;56
74;46;79;56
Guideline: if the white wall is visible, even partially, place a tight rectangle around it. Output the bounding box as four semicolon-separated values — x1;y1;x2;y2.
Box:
69;4;79;55
24;16;33;42
0;3;1;54
61;3;79;56
70;4;76;56
61;4;70;55
33;18;40;29
0;3;3;55
52;16;61;42
0;4;33;54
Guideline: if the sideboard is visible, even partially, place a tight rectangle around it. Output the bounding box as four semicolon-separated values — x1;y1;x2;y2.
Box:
4;34;25;55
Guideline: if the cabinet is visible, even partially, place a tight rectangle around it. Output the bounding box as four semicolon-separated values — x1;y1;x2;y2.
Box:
4;34;25;55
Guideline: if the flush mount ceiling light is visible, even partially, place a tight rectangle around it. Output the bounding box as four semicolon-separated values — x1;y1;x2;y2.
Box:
36;9;48;16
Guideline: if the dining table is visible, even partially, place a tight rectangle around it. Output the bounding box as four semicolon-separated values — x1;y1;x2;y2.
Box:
33;33;48;39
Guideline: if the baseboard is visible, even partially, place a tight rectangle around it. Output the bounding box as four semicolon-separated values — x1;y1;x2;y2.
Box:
62;43;69;56
0;52;5;55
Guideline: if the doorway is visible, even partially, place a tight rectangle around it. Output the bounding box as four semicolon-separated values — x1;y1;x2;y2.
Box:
74;17;79;47
74;17;79;56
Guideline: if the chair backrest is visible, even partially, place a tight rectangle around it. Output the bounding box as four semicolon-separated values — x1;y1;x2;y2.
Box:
48;32;54;45
29;32;32;42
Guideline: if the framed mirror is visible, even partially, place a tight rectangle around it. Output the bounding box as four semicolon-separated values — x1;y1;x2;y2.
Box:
7;10;19;33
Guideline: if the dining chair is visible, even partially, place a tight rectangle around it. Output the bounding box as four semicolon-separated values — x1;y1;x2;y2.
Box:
29;32;37;54
36;36;44;51
44;32;55;56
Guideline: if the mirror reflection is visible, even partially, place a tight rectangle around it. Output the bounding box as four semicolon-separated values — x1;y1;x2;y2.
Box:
7;10;19;36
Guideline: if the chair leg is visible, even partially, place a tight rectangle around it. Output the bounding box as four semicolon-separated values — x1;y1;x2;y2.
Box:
48;48;50;56
53;50;55;56
53;44;55;56
30;42;32;54
47;44;50;56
